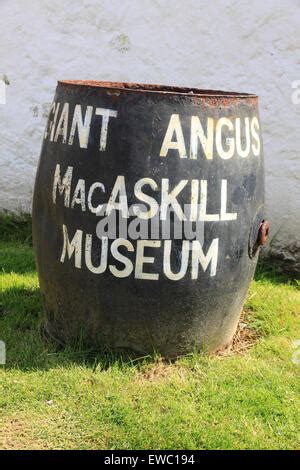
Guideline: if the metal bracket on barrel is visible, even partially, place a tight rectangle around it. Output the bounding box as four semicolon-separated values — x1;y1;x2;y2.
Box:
249;219;270;259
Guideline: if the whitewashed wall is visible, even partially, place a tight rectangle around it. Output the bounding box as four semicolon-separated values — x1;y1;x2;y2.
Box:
0;0;299;267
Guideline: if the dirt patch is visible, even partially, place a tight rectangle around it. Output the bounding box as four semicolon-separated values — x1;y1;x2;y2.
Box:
0;416;49;450
216;310;259;357
136;359;187;383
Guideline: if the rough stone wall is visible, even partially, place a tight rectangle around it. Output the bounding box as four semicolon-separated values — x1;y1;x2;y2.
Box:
0;0;299;267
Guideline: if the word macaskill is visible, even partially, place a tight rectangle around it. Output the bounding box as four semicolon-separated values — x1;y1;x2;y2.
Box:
54;165;238;281
44;102;261;160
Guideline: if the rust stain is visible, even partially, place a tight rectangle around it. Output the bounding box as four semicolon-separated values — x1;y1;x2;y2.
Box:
58;80;258;102
258;220;270;246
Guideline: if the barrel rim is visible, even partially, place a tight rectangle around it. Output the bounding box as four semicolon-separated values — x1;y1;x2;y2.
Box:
58;80;258;99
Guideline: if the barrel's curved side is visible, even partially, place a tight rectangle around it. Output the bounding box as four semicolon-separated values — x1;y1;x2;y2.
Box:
32;84;264;357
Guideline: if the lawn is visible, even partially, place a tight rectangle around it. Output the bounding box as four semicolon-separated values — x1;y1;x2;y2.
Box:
0;214;299;450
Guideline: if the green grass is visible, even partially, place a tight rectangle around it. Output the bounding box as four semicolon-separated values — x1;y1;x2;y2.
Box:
0;214;299;450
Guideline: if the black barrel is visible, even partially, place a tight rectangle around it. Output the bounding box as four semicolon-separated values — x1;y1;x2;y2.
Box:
32;81;268;357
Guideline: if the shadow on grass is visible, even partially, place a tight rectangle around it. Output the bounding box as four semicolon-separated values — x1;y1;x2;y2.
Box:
0;245;36;274
0;285;156;373
0;212;32;245
254;256;299;285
